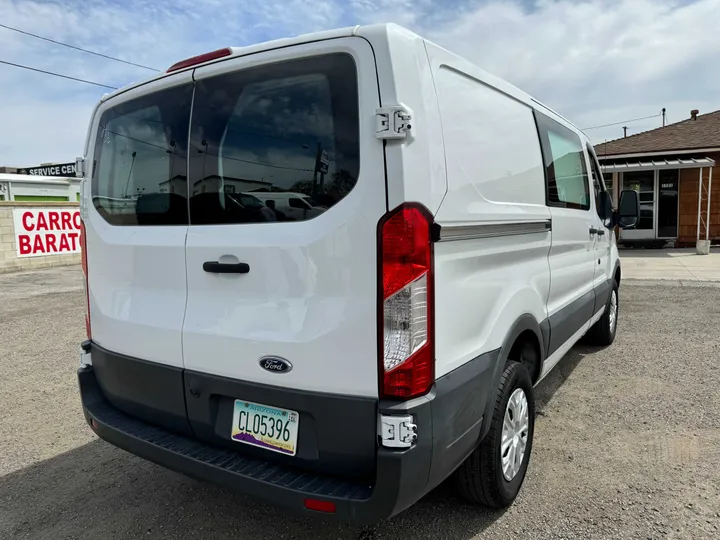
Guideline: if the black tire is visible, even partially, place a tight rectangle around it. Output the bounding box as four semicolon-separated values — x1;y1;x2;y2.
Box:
584;280;619;346
453;361;535;508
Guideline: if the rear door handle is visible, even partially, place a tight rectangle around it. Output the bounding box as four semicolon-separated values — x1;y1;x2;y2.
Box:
589;227;605;236
203;261;250;274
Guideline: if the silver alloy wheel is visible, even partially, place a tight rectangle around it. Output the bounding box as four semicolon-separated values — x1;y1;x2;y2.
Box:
609;289;618;333
501;387;529;482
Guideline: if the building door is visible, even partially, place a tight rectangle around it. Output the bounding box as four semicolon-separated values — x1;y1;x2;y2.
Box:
657;169;679;238
621;170;656;240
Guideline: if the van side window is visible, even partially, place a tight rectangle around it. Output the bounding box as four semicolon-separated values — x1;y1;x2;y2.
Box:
586;144;606;217
288;198;308;209
535;112;590;211
91;85;193;225
187;53;359;225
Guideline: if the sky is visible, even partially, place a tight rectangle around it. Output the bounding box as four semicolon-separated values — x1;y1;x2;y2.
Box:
1;0;719;166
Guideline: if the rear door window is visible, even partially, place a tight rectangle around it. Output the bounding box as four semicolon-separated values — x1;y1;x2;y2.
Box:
91;85;193;225
187;53;359;225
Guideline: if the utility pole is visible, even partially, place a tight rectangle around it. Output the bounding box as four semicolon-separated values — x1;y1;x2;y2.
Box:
311;142;322;195
623;126;628;138
662;107;666;126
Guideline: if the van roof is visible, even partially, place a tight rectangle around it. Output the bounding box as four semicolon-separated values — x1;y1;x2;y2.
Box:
100;23;582;137
102;25;363;101
102;24;437;100
252;192;310;198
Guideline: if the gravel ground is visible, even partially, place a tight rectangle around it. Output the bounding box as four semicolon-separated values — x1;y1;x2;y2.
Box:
1;267;719;540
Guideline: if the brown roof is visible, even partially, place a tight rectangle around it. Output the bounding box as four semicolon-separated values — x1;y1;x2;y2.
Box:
594;110;720;157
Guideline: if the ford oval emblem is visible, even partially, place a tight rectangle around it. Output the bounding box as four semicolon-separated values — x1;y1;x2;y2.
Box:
259;356;293;374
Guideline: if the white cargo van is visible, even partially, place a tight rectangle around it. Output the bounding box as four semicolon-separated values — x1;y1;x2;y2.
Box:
247;191;327;221
76;24;640;523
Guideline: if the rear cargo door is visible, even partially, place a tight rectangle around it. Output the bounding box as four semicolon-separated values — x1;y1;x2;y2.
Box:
182;38;386;398
86;73;193;367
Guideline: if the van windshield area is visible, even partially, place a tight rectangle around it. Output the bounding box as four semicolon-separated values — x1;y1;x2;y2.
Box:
91;53;359;226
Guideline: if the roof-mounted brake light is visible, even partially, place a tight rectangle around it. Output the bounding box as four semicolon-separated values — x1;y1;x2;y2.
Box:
166;48;232;73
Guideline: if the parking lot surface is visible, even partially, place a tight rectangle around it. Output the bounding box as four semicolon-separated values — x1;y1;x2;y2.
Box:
1;267;719;540
620;248;720;282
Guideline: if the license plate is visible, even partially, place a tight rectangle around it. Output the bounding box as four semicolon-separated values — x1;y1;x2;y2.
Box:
230;399;299;456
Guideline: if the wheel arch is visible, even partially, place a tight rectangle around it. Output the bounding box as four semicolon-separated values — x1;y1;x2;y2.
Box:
478;314;545;441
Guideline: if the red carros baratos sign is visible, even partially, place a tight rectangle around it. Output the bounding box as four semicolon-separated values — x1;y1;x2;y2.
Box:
12;208;82;258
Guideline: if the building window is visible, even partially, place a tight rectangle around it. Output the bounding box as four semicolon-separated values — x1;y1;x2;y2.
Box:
623;170;655;230
13;195;70;202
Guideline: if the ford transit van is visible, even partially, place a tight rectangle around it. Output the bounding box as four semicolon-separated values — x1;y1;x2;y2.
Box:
77;23;640;524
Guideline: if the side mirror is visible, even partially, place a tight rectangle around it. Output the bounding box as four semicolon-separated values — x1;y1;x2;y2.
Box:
598;191;613;221
616;189;640;229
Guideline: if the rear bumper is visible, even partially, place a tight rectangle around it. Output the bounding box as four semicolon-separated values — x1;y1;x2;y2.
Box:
78;346;498;524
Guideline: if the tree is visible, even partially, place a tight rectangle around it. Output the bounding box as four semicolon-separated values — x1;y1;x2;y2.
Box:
329;169;355;198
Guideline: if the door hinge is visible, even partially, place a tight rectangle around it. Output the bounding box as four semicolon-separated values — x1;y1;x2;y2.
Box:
79;178;89;221
380;414;417;448
75;156;85;179
76;157;89;221
376;106;412;140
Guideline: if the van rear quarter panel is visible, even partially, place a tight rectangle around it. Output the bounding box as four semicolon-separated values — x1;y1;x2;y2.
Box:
425;43;551;377
357;24;447;214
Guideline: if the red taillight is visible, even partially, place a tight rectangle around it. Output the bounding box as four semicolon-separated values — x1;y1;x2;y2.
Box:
303;498;336;513
166;48;232;73
378;203;434;399
80;220;91;339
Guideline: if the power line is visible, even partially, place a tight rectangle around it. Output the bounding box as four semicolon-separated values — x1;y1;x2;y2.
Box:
0;23;160;72
191;144;315;172
100;126;175;153
0;59;117;89
93;129;316;173
582;113;662;131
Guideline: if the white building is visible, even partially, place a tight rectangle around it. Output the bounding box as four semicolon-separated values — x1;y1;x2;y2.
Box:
0;173;81;202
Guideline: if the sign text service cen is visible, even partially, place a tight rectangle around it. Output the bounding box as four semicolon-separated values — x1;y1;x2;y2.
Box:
12;208;82;258
17;163;77;177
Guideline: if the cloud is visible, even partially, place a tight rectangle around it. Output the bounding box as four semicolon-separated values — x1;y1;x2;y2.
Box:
1;0;719;166
421;0;720;141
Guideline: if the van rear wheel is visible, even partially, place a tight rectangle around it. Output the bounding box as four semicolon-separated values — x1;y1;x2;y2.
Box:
453;361;535;508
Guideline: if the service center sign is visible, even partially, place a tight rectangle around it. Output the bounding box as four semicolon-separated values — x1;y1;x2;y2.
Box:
17;162;77;177
13;208;82;258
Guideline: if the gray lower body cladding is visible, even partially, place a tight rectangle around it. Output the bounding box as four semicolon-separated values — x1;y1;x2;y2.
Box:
545;276;616;358
78;342;498;524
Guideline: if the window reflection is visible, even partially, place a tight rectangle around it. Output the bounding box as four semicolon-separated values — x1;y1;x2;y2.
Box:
92;85;192;225
188;54;360;225
536;113;590;211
